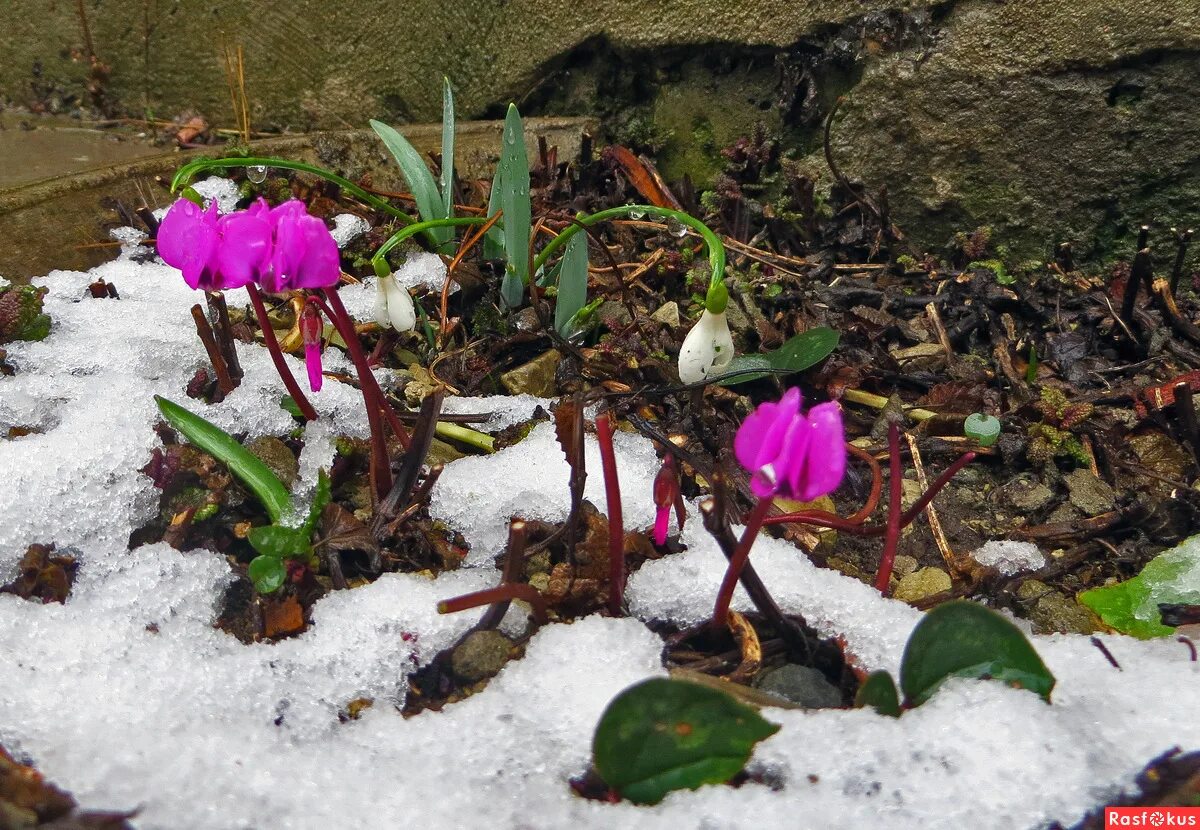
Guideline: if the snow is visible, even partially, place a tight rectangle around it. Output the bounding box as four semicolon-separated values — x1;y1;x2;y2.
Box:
970;540;1047;576
441;393;552;433
0;243;1198;830
330;213;370;248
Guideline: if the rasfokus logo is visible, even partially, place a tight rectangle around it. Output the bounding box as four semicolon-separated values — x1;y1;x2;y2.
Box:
1106;807;1200;827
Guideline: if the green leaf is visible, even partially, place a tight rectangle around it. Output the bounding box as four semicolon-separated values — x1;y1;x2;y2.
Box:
554;232;589;336
248;555;287;594
1079;540;1200;638
497;103;531;308
440;77;455;220
717;327;840;386
900;600;1055;706
482;166;505;260
369;119;452;245
592;677;779;805
154;396;291;523
279;396;304;419
248;524;311;559
854;670;901;717
301;469;332;539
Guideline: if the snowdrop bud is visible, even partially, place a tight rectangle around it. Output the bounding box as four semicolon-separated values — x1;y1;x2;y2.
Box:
677;308;734;384
373;272;417;333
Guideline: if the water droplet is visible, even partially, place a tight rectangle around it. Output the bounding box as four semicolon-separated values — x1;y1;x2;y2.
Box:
247;165;268;184
667;217;687;238
752;464;778;494
629;208;646;220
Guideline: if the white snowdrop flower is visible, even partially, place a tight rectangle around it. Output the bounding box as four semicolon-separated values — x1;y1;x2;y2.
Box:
678;308;734;383
373;273;417;332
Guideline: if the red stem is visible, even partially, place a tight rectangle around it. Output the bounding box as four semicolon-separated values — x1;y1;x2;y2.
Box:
711;497;774;628
311;292;411;451
595;412;625;616
438;583;548;624
245;284;317;421
874;422;903;595
321;287;393;499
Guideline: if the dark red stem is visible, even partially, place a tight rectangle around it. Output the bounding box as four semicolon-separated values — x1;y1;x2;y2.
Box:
321;287;393;499
875;421;903;595
245;284;317;421
595;412;625;616
438;583;548;625
712;497;773;629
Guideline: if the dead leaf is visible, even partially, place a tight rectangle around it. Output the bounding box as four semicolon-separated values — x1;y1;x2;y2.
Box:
262;595;305;639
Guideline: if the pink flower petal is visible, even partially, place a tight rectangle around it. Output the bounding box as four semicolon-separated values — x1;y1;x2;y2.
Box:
795;402;846;501
304;342;323;392
654;506;670;545
216;210;272;289
156;199;219;290
734;387;801;473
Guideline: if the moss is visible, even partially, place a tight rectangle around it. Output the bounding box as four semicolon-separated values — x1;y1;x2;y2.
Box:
0;284;51;344
967;259;1014;285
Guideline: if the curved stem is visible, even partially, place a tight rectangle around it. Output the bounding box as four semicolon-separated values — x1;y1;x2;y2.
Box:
245;284;317;421
875;422;903;595
171;156;421;230
712;498;774;629
531;205;725;296
596;412;625;616
438;583;548;625
371;215;493;265
321;287;393;499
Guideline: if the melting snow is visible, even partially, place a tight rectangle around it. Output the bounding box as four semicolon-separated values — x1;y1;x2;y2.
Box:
0;248;1197;829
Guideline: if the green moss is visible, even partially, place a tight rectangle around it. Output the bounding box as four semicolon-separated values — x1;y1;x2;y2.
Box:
0;283;51;344
968;259;1014;285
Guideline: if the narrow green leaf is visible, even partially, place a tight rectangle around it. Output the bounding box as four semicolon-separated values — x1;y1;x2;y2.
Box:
440;77;455;220
593;678;779;805
718;327;840;386
301;469;332;539
854;670;901;717
154;396;291;523
483;166;505;260
554;233;589;335
369;119;452;245
279;396;304;419
248;524;311;560
497;103;531;308
1079;540;1200;639
900;600;1055;706
248;555;287;594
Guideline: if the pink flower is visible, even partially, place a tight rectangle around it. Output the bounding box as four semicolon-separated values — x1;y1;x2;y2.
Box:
734;388;846;501
214;199;272;288
299;300;324;392
156;199;222;290
652;457;681;545
261;200;341;292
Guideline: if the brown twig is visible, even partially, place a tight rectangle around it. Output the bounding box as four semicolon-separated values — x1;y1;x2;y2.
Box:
190;304;235;397
245;284;317;421
205;291;243;382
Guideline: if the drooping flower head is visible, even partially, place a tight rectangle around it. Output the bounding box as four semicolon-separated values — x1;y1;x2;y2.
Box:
156;198;222;290
261;200;342;292
677;308;734;384
652;456;681;545
734;388;846;502
299;299;324;393
372;261;417;333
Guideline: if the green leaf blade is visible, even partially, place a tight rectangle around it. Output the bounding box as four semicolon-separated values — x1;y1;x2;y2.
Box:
899;600;1055;706
854;670;901;717
717;327;839;386
554;233;589;335
369;119;451;245
497;104;531;308
1078;540;1200;638
247;525;310;560
593;678;779;805
440;78;455;220
154;396;291;523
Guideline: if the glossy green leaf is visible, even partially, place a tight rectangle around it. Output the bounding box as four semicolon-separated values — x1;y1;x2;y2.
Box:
279;396;304;419
482;166;505;260
900;600;1055;706
717;327;840;386
554;233;589;336
440;77;455;220
370;119;452;245
248;555;287;594
1079;541;1200;639
854;670;901;717
247;524;310;560
592;677;779;805
497;103;531;308
154;396;290;523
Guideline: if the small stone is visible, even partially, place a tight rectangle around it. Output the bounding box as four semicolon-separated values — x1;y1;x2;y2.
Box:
892;555;919;579
753;664;842;709
1064;469;1115;516
596;301;632;328
998;475;1055;513
425;437;465;467
245;436;299;487
450;630;512;683
1017;579;1053;602
893;567;952;602
1026;591;1101;635
500;349;561;397
971;540;1045;575
650;301;680;328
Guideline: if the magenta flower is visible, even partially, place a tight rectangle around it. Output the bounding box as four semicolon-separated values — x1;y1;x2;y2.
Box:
734;388;846;501
652;457;681;545
156;199;222;290
214;199;273;288
261;200;341;292
299;300;324;393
